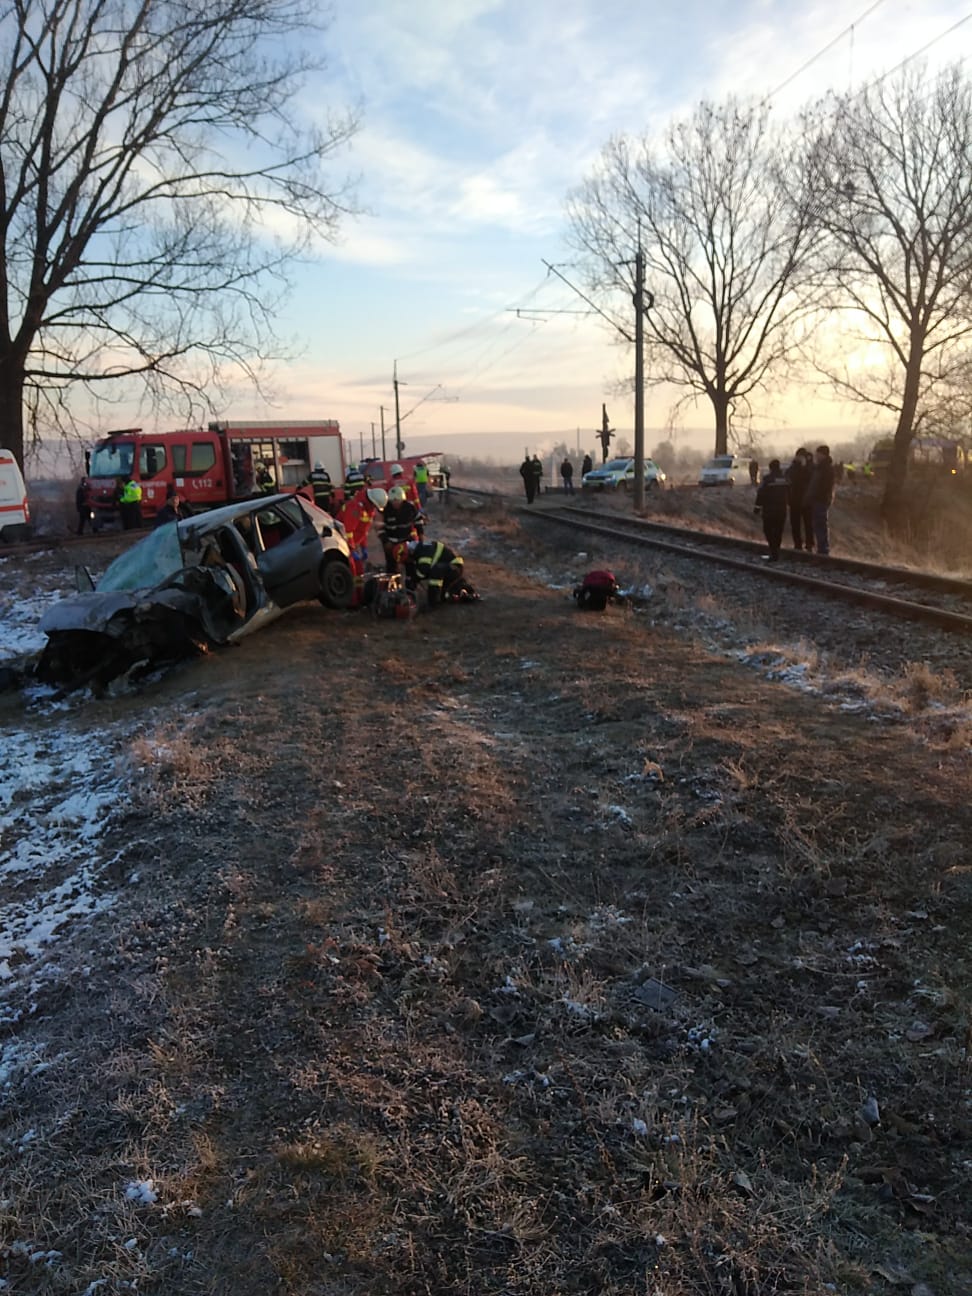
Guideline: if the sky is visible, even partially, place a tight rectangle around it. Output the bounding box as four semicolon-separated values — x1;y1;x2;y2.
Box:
165;1;972;461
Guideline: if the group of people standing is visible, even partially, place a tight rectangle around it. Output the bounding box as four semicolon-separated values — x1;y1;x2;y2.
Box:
754;445;836;562
519;454;544;503
521;452;595;502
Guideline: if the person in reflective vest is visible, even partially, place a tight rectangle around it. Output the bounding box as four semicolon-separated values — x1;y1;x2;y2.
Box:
342;466;364;508
380;485;421;573
405;539;477;608
303;462;333;513
413;460;430;507
118;475;143;530
336;486;387;606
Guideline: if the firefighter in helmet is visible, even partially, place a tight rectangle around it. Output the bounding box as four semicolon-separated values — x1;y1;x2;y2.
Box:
256;460;276;493
303;461;333;512
389;463;422;512
336;486;387;606
405;538;478;608
380;484;422;573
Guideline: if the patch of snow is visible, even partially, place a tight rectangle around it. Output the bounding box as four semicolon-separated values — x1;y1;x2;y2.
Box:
0;574;70;658
0;714;135;995
605;804;633;828
125;1179;158;1205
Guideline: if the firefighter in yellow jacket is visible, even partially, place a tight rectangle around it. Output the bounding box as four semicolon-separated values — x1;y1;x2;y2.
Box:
405;539;478;607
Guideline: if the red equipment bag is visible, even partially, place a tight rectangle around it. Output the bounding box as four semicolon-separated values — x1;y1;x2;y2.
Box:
573;568;620;611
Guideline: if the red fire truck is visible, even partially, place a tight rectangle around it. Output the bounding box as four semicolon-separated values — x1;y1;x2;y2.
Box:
86;420;345;525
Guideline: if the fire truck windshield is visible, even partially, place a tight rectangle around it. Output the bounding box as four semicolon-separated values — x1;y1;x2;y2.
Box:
89;442;134;478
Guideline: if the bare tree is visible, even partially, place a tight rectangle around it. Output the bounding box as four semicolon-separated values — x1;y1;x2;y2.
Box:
807;63;972;521
567;100;819;456
0;0;359;469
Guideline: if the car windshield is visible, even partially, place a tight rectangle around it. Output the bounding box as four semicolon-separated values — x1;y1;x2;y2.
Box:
705;457;733;469
97;522;185;592
89;441;134;478
602;459;631;472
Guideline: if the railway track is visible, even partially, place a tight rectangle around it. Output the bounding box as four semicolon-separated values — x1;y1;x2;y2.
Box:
0;529;128;561
528;504;972;635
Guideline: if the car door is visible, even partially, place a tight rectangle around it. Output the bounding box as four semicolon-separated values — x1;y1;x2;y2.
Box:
253;500;322;607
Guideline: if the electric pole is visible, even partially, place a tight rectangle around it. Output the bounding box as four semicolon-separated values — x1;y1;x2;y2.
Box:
371;422;377;456
633;244;646;512
393;361;404;460
380;407;387;461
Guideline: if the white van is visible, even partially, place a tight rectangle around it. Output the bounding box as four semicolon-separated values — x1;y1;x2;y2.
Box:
0;448;31;541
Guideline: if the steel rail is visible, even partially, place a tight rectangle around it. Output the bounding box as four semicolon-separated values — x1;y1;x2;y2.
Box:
529;507;972;635
0;529;130;560
552;503;972;599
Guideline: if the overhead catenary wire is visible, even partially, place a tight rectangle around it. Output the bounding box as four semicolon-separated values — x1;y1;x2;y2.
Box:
867;9;972;87
763;0;888;102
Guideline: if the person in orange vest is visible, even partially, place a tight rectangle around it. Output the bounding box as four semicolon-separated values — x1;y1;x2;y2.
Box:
336;486;387;606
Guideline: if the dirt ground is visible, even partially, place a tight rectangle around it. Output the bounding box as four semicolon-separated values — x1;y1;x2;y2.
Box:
1;506;970;1295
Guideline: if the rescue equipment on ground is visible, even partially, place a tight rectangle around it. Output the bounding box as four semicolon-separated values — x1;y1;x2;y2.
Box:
364;572;418;619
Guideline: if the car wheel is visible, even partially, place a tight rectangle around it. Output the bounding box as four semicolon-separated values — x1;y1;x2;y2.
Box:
618;479;627;491
319;555;354;609
648;477;659;490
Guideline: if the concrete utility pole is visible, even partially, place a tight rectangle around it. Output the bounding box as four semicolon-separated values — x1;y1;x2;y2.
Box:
380;407;387;461
393;361;404;460
633;244;646;512
371;422;376;456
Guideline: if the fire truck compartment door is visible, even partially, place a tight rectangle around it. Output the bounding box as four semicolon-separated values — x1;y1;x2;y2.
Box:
255;514;322;607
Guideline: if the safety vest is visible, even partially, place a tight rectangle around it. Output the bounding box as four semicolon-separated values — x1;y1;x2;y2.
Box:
414;464;429;485
120;479;142;504
414;541;461;580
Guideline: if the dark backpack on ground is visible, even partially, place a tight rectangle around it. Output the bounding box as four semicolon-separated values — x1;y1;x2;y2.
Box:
573;568;620;611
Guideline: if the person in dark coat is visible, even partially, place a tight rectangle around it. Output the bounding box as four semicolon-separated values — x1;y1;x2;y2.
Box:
581;453;593;478
519;455;536;504
560;457;574;495
753;459;789;561
153;489;190;527
785;448;813;551
749;457;759;486
805;445;836;556
530;454;544;498
75;475;91;535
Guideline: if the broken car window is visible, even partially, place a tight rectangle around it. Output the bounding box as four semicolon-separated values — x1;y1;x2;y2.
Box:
97;522;185;592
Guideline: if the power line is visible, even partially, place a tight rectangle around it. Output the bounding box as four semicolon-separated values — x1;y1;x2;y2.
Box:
764;0;887;102
868;10;972;87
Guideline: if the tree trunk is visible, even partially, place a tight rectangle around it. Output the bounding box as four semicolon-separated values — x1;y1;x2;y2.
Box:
713;396;729;456
880;336;923;527
0;350;26;470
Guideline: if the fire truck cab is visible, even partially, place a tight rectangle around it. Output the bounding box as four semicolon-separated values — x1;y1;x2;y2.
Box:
86;420;345;526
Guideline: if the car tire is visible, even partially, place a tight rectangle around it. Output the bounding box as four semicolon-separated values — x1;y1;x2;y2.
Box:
648;478;659;490
618;479;627;491
319;555;354;609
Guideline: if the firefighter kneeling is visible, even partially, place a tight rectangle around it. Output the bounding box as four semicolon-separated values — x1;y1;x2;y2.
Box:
405;539;479;608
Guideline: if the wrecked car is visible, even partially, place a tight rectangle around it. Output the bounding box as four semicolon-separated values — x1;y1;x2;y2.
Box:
37;494;354;691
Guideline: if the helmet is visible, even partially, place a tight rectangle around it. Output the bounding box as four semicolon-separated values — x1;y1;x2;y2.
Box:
366;487;388;509
406;539;420;555
314;461;323;471
390;463;404;477
388;484;407;503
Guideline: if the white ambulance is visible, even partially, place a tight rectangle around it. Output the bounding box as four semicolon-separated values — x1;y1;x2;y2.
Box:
0;448;31;542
